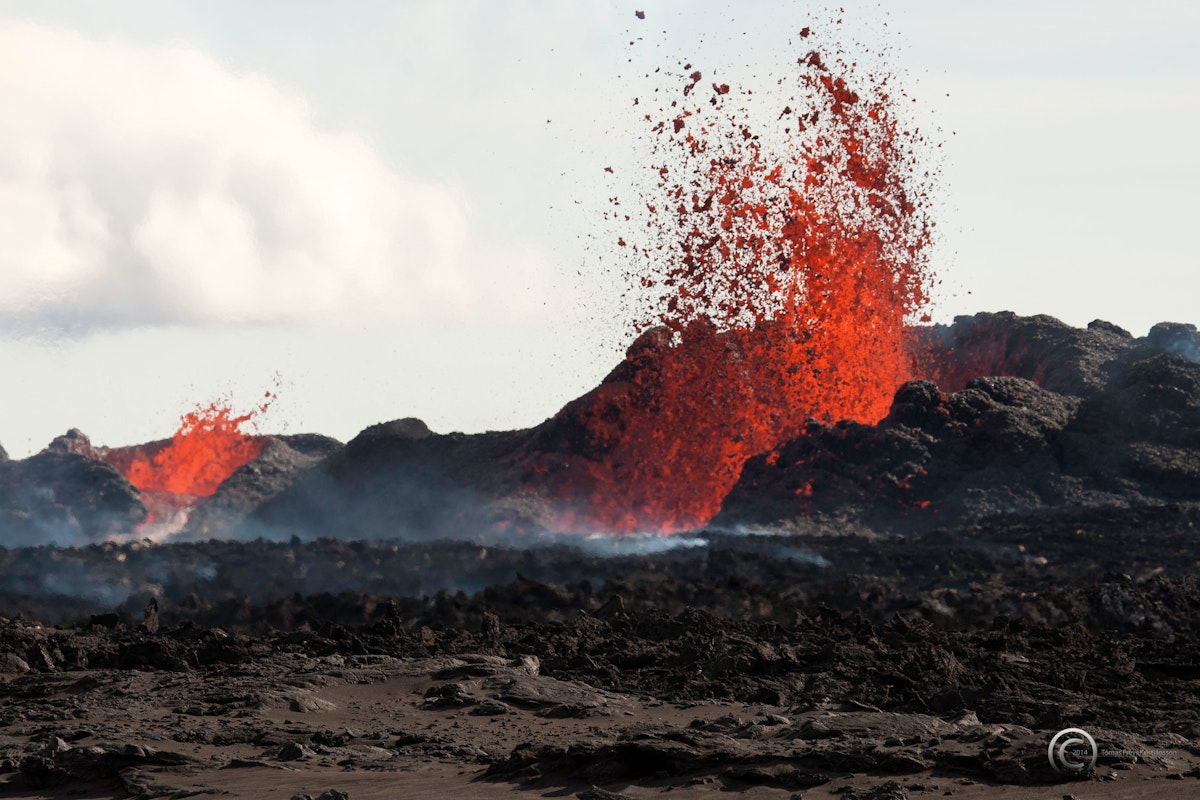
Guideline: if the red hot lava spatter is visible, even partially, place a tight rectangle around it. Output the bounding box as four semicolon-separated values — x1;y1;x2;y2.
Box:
122;396;272;498
528;27;937;534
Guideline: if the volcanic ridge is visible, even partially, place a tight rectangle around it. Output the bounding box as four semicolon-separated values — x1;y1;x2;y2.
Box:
3;311;1199;549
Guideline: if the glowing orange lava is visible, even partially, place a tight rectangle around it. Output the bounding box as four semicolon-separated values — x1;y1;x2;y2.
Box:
525;27;936;533
123;398;270;498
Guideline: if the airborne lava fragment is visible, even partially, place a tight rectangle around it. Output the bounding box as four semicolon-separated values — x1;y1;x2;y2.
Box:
522;28;936;534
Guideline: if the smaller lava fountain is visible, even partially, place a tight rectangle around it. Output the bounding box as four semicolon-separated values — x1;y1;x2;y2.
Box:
102;394;273;534
124;401;268;497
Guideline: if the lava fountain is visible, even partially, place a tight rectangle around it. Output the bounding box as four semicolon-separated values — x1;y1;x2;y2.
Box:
521;26;937;534
102;394;273;532
123;400;268;497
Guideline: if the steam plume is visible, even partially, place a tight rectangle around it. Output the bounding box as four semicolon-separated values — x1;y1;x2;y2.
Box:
0;21;549;336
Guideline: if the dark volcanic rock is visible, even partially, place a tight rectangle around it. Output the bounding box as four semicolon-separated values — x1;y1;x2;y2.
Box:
0;449;145;547
1147;321;1200;361
1061;352;1200;498
717;376;1086;527
249;419;544;540
719;313;1200;529
46;429;103;460
182;437;338;540
15;740;197;791
923;311;1135;396
1;512;1200;787
355;417;432;441
274;433;343;459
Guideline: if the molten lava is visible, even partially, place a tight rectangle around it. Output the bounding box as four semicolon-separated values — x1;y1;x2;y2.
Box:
525;26;937;533
122;398;269;498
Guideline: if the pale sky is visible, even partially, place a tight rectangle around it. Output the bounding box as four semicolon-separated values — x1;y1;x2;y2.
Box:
1;1;1197;457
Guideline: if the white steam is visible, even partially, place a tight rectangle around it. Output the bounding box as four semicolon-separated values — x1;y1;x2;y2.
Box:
0;21;550;335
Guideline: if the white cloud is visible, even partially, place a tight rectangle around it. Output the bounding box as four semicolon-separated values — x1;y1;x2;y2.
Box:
0;20;551;335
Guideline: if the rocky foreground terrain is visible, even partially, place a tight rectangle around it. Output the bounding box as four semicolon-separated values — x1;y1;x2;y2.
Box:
2;312;1200;798
2;508;1200;798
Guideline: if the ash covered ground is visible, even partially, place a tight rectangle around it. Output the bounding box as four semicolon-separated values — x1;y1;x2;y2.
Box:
3;312;1200;799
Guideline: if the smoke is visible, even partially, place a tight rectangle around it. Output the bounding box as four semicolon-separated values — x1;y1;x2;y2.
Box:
0;21;550;336
704;524;832;567
1168;340;1200;363
1153;324;1200;363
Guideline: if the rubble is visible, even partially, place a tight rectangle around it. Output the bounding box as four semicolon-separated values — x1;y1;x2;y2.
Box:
0;447;145;547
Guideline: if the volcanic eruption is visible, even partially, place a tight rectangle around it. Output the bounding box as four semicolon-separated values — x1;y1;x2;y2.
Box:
7;12;1200;799
0;26;1006;546
100;395;273;532
5;21;1195;553
517;27;937;534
